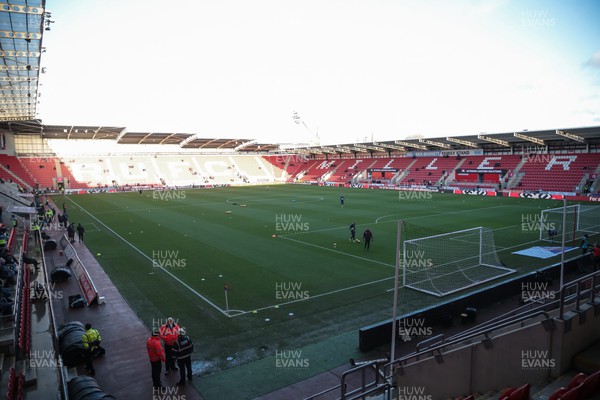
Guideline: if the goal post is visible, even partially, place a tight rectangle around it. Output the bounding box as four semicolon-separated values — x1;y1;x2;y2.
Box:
539;204;579;243
539;204;600;243
402;226;515;297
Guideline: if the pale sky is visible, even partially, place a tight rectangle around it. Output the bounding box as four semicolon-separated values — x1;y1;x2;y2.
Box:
37;0;600;145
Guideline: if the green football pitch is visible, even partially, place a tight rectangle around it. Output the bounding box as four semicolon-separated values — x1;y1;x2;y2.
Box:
56;185;588;378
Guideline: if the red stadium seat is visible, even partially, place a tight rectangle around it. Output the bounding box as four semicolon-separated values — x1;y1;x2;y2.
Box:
498;387;515;400
568;373;588;390
561;382;584;400
549;387;568;400
582;370;600;398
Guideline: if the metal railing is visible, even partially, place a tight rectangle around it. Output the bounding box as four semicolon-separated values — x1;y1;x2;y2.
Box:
559;271;600;318
305;269;600;400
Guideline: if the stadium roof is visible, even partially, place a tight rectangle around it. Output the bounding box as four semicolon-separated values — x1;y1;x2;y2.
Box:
180;137;256;150
0;1;46;122
2;122;600;155
117;131;193;145
0;7;599;155
290;126;600;155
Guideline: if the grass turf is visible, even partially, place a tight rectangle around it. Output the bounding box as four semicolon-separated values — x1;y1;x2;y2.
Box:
55;185;592;398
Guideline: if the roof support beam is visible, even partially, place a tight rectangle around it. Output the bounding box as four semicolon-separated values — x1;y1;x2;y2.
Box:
555;129;585;143
395;140;428;150
477;135;510;147
446;137;479;148
513;132;545;145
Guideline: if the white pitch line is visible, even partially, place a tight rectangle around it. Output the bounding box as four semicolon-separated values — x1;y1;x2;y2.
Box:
230;275;395;317
66;196;229;317
280;225;348;236
374;204;509;224
278;235;395;268
225;195;324;205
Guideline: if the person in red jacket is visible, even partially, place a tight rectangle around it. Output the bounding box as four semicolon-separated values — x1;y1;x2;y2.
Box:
159;317;180;375
147;329;165;388
592;243;600;271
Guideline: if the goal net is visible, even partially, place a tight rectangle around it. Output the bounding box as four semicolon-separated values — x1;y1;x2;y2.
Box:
402;226;515;297
539;204;600;243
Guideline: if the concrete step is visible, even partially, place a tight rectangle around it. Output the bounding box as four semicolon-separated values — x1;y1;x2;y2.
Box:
473;390;498;399
531;371;579;400
573;341;600;374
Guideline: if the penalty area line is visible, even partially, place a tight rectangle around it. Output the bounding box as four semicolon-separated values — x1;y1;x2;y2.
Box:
278;235;394;268
230;275;395;318
66;196;231;317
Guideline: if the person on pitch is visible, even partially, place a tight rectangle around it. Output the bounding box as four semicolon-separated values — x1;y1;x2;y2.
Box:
363;228;373;250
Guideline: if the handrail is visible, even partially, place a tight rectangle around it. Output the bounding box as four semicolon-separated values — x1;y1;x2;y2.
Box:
301;384;342;400
340;358;390;400
387;310;551;376
446;303;555;344
559;270;600;318
306;269;600;400
449;292;557;342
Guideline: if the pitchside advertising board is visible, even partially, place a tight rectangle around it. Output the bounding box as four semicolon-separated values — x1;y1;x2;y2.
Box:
452;189;498;196
59;235;99;305
507;192;564;200
63;184;230;194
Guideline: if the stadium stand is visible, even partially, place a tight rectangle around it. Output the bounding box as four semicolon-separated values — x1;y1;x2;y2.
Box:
517;153;600;193
448;155;524;189
18;157;60;190
0;155;36;189
0;118;599;400
325;159;367;183
2;151;599;194
397;156;463;186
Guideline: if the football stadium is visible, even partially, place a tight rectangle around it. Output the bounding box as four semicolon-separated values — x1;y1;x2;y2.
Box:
1;1;600;400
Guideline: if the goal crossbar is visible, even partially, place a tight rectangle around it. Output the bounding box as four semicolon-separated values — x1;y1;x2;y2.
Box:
403;226;515;297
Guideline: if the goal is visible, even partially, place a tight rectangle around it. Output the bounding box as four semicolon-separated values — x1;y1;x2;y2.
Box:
539;204;600;243
402;227;515;297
